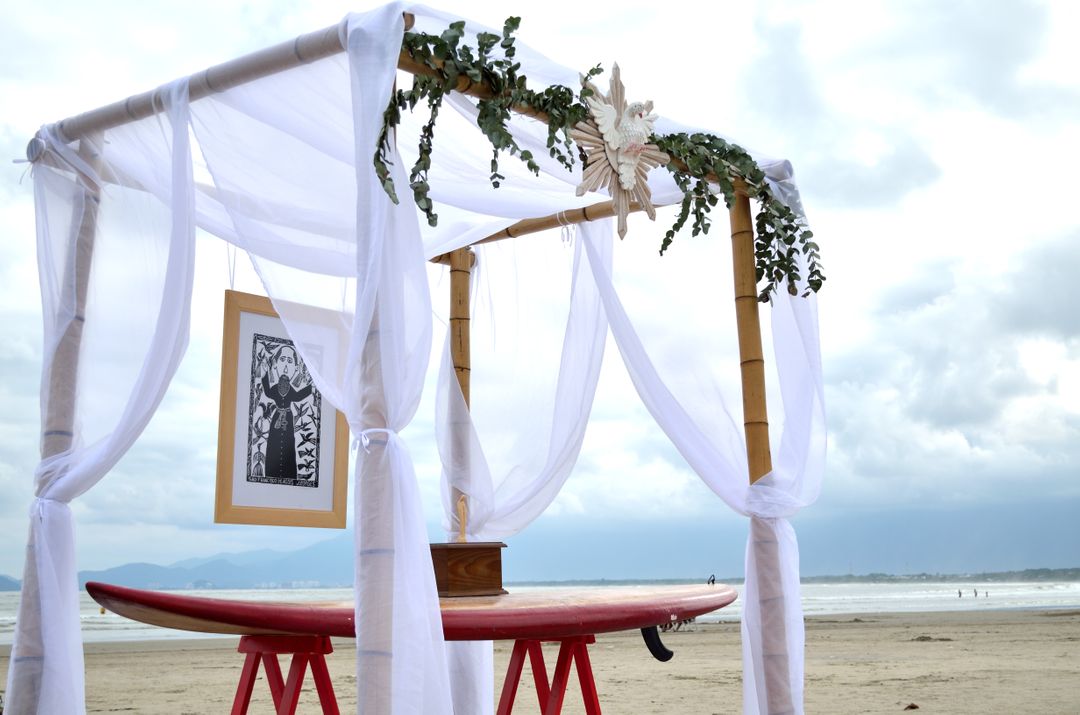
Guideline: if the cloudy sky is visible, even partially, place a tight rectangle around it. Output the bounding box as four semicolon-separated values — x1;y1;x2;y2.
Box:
1;0;1077;582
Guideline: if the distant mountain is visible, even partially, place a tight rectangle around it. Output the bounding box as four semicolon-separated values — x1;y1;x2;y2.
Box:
169;548;286;570
58;531;1080;593
0;574;20;591
78;534;354;590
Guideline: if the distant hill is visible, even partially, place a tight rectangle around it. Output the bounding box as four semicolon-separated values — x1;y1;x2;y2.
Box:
168;548;286;570
77;534;354;590
2;535;1069;593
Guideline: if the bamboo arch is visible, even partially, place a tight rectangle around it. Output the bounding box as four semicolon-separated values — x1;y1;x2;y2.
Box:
35;10;789;713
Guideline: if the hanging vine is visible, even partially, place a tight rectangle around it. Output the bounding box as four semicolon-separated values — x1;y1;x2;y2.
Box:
376;17;824;301
652;132;823;298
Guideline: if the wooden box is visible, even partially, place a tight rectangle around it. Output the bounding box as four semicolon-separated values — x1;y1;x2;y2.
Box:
429;542;507;597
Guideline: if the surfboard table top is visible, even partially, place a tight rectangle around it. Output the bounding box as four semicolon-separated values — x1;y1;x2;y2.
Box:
86;581;737;641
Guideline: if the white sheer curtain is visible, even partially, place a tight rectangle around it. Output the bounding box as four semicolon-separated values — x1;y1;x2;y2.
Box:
580;218;826;715
436;233;610;541
412;10;823;712
187;5;453;711
6;80;194;714
344;8;450;711
432;231;610;715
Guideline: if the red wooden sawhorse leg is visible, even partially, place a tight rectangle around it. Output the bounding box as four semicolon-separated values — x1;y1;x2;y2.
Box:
496;636;601;715
230;635;339;715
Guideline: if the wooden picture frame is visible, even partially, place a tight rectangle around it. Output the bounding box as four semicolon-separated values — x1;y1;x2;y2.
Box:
215;290;349;528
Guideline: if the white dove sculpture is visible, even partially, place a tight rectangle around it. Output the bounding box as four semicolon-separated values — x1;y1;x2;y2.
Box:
571;64;669;238
588;98;659;190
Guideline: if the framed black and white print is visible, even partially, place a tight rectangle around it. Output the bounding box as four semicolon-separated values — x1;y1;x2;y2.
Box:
215;290;348;528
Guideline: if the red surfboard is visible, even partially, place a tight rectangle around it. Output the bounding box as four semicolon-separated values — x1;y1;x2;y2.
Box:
86;582;737;641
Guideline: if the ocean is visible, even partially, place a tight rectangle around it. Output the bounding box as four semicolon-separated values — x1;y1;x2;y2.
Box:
2;580;1078;645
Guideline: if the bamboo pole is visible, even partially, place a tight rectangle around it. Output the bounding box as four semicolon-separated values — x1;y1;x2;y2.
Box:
729;185;772;482
448;247;474;542
38;9;723;240
42;133;103;458
429;200;645;265
53;24;347;144
48;15;407;143
448;248;473;407
356;301;394;714
43;12;538;148
730;183;792;715
8;132;104;715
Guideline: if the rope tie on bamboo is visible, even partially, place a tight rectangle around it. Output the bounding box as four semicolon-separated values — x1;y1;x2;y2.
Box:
555;210;575;245
22;136;46;164
226;244;237;290
28;125;99;180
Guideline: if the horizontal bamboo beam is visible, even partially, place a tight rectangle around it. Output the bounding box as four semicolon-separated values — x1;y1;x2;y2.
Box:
429;199;644;264
40;12;552;150
50;20;375;145
397;54;550;125
43;11;739;266
40;13;731;199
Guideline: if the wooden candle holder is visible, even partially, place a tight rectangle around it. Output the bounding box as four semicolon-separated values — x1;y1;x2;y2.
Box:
430;542;507;597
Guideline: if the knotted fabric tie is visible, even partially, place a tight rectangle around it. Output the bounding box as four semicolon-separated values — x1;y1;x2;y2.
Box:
744;472;805;520
31;496;67;522
354;427;395;454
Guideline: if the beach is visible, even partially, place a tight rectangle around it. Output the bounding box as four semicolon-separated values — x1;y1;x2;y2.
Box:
2;608;1078;713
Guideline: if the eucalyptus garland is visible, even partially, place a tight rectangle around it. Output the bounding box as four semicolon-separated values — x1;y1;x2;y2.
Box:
375;18;601;226
652;133;824;299
377;17;824;301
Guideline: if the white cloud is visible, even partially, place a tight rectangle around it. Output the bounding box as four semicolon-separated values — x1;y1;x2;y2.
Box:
822;232;1080;513
1;0;1078;578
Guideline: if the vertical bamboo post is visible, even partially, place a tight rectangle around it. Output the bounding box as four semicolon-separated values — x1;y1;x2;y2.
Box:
729;184;792;715
448;247;473;542
41;133;103;459
449;248;473;407
729;186;772;482
10;133;104;715
356;303;394;714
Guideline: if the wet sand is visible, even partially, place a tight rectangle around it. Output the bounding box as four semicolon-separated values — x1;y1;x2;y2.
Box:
2;609;1078;713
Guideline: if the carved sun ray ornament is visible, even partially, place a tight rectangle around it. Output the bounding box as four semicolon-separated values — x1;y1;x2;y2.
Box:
571;64;670;238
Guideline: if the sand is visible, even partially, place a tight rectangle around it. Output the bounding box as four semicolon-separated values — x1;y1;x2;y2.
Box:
2;609;1078;713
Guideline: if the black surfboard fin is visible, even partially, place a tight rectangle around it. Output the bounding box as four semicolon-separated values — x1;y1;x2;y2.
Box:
641;625;674;662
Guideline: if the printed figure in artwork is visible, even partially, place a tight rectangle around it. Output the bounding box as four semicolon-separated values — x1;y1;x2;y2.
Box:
262;345;311;480
247;334;322;487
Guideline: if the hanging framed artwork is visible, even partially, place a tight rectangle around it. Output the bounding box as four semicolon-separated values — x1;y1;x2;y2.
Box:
215;290;349;528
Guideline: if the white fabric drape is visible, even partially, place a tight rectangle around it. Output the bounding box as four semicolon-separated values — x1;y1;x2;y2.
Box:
581;219;826;715
416;10;824;713
7;80;195;714
403;12;614;709
434;232;610;715
345;8;450;712
188;4;453;711
436;233;610;542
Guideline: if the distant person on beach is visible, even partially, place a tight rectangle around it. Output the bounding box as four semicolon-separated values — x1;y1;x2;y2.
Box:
958;590;962;598
975;589;978;598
